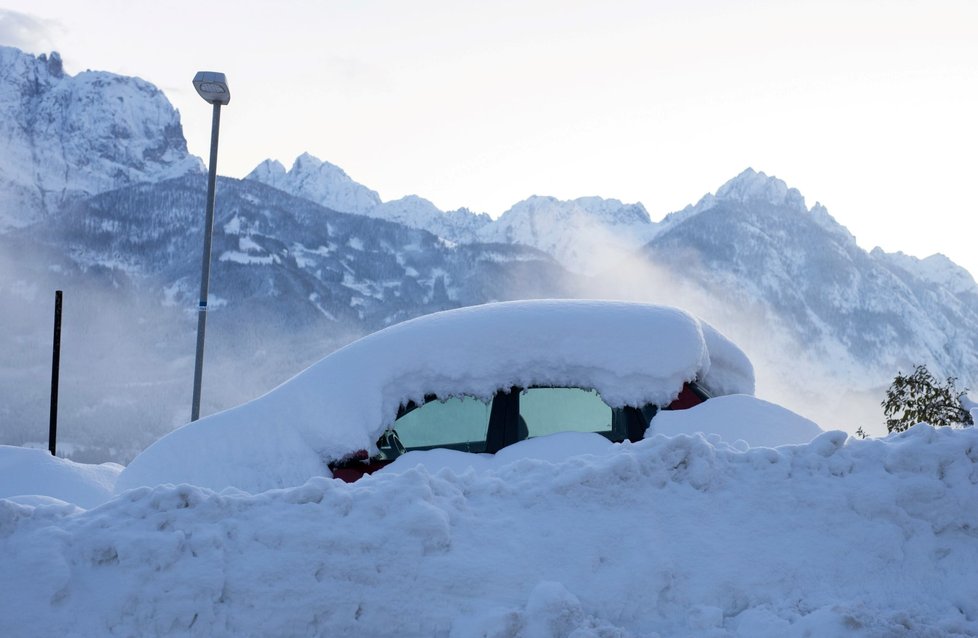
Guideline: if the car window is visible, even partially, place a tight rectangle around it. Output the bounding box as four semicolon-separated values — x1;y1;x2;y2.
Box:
519;387;614;438
392;395;491;452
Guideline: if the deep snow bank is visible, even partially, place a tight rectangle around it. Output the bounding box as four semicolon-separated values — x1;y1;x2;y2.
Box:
650;394;823;448
116;300;755;494
2;425;976;637
0;446;121;509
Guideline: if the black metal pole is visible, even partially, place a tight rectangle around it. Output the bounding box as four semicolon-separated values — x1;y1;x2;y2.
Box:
191;102;222;422
49;290;62;456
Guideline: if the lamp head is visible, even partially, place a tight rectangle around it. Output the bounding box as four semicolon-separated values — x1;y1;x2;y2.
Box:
193;71;230;106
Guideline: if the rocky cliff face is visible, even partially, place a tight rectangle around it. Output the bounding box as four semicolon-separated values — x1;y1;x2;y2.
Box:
0;46;200;227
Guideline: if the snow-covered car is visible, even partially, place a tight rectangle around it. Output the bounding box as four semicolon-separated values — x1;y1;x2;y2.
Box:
116;300;809;494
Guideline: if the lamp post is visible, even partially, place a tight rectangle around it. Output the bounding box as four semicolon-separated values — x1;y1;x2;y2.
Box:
190;71;230;422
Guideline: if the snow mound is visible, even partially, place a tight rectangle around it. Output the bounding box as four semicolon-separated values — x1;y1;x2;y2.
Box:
2;425;976;636
116;300;754;494
0;446;121;509
650;394;823;448
378;431;615;476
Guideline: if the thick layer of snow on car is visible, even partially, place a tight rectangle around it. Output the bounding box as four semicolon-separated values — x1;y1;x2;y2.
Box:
2;425;976;637
116;300;755;494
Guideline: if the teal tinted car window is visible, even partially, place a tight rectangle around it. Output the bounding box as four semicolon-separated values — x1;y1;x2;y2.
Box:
519;387;614;439
392;395;492;452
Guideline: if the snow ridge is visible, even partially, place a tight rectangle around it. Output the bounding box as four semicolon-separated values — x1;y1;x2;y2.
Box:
246;153;382;215
476;195;658;274
243;155;657;270
661;169;855;245
872;248;978;297
366;195;491;243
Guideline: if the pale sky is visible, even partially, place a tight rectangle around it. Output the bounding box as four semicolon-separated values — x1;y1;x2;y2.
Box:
2;0;977;276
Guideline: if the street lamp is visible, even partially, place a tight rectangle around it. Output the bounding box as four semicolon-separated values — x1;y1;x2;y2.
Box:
190;71;230;422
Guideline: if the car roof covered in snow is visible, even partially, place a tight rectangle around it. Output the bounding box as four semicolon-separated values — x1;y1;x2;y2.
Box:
116;299;755;493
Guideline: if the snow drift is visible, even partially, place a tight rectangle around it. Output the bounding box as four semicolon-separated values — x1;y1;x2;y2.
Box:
2;425;976;637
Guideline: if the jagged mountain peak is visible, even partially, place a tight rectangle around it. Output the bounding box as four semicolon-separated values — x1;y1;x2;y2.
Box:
292;151;339;173
1;45;58;82
715;168;807;212
661;169;837;234
36;51;64;77
249;158;287;179
809;201;858;246
247;154;493;242
245;153;381;215
366;194;491;243
388;193;439;209
0;45;201;227
498;194;651;226
872;248;978;297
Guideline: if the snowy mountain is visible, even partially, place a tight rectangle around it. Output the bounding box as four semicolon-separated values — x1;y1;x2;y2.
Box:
47;175;569;328
246;153;381;215
246;155;492;242
872;248;978;297
244;154;654;271
476;195;659;274
0;46;200;228
367;195;492;244
714;166;807;211
608;168;978;427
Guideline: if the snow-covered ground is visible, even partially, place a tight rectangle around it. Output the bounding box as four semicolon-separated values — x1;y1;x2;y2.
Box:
2;424;977;637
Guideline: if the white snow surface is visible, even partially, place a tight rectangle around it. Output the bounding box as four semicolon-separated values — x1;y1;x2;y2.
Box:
116;300;753;494
0;446;121;509
650;395;823;448
2;424;977;636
